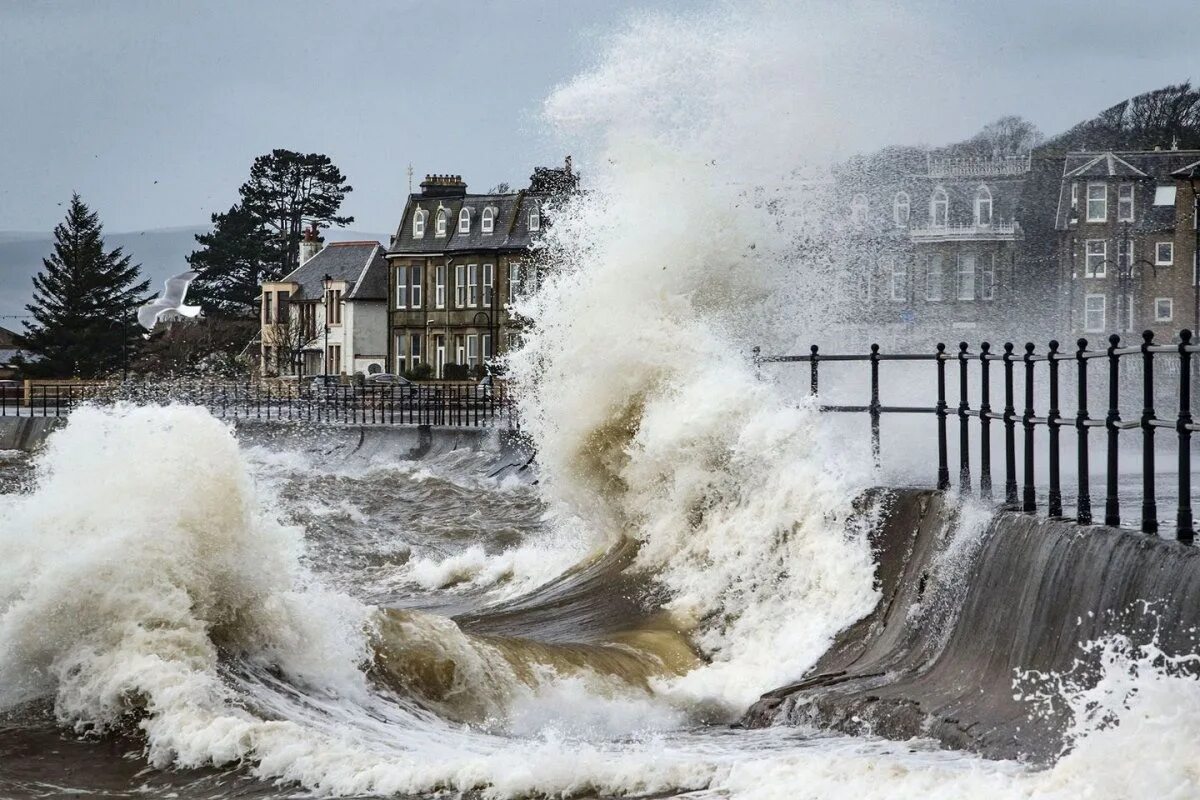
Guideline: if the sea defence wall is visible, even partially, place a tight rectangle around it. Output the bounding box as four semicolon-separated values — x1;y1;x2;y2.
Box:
0;418;66;452
745;490;1200;762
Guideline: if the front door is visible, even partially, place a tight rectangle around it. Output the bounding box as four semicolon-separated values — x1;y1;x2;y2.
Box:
435;335;446;379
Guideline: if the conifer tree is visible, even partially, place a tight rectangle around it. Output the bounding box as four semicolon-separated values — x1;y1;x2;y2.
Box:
17;194;149;378
186;203;273;317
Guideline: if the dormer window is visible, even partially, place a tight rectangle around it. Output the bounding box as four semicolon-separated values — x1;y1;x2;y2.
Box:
931;187;948;228
412;208;426;238
974;185;993;226
893;192;910;227
850;194;868;225
481;207;495;234
435;209;448;237
458;207;471;233
528;204;540;231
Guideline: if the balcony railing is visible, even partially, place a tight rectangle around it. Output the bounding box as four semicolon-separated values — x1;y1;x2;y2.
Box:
909;221;1022;242
926;154;1032;178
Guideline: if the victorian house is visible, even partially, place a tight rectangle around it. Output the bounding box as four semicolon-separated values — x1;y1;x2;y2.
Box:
258;234;389;378
1055;149;1200;340
385;160;575;378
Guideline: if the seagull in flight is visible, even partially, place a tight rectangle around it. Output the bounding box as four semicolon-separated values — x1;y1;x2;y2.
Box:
138;270;202;331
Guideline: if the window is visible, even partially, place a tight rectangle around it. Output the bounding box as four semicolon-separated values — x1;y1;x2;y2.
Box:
1084;294;1106;333
435;264;446;309
410;265;422;308
482;264;494;305
455;335;465;366
467;264;479;306
957;254;976;300
980;253;995;301
1156;298;1174;322
850;194;868;225
1085;240;1107;278
1154;185;1177;206
926;254;943;301
1118;238;1133;270
1156;241;1174;266
395;266;407;309
395;334;406;374
974;185;993;226
458;207;471;233
1071;182;1079;210
1117;184;1134;222
528;204;540;231
508;262;521;304
410;333;423;366
413;209;426;238
324;288;342;325
931;188;948;227
435;209;448;237
482;207;495;234
482;334;492;361
263;292;274;324
455;264;466;307
1086;182;1107;222
466;334;479;367
883;257;905;301
263;345;274;371
277;291;290;324
327;344;342;373
893;192;910;227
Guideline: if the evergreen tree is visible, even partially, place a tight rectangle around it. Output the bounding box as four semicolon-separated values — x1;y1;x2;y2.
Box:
16;194;150;378
186;203;273;317
238;149;353;277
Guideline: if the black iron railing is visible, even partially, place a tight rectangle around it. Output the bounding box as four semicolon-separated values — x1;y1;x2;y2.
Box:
754;329;1199;543
0;382;517;429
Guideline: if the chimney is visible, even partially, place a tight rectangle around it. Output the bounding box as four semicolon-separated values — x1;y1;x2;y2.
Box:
299;224;323;265
419;173;468;198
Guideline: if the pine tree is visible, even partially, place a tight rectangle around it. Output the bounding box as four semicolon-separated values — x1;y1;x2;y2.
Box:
16;194;150;378
186;203;274;317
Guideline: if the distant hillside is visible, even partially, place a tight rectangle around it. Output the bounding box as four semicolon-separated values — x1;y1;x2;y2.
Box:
0;226;389;323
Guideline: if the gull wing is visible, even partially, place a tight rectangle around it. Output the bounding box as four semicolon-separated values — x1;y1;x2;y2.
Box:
162;271;199;306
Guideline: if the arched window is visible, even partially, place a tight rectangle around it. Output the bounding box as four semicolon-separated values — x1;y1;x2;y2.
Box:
458;207;471;233
974;185;993;227
528;204;540;231
893;192;911;227
412;208;426;238
850;193;868;225
930;187;948;228
435;209;448;237
481;207;495;234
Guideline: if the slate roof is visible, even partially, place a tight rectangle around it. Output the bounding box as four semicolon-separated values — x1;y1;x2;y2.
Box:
1055;150;1200;230
277;241;388;301
0;326;17;348
389;190;546;256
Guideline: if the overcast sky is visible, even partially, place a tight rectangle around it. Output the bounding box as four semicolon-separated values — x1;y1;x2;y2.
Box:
1;0;1196;235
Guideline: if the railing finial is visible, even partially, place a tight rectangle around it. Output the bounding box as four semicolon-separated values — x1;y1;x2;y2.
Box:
1182;329;1193;344
1078;337;1088;350
1109;333;1121;348
1143;329;1154;345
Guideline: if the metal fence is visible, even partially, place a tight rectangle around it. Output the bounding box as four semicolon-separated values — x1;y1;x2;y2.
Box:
0;381;517;429
754;329;1199;543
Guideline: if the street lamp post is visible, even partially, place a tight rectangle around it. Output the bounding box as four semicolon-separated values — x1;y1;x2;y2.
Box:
322;273;334;379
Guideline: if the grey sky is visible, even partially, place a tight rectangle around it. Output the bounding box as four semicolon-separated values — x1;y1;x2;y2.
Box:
0;0;1195;235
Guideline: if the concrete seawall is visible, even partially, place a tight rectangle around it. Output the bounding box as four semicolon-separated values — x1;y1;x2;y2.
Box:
745;489;1200;762
0;417;66;452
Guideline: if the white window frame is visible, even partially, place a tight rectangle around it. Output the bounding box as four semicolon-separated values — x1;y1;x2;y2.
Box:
1156;241;1174;266
882;256;905;302
455;336;465;366
1071;182;1079;210
931;188;948;228
466;334;479;368
435;209;448;237
395;266;407;309
1118;238;1133;270
957;253;976;301
508;262;521;304
410;265;422;309
412;209;426;238
435;264;446;309
1156;297;1174;322
926;254;943;301
410;332;422;366
980;253;996;301
1084;294;1106;333
458;207;471;233
1117;184;1134;222
1086;182;1107;223
974;185;993;227
482;263;494;305
528;205;540;231
395;334;406;374
1085;239;1107;278
482;334;492;361
481;207;495;234
455;264;466;307
467;264;479;306
893;192;910;227
850;194;868;225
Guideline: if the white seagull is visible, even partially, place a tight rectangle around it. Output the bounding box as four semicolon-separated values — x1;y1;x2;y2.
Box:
138;270;202;331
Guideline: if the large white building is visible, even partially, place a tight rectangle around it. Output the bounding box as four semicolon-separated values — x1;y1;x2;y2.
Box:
259;236;389;378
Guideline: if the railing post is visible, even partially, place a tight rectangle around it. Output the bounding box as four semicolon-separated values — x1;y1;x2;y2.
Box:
1022;342;1037;513
936;343;950;490
979;341;993;500
958;341;971;493
1105;334;1121;527
1047;340;1063;518
1141;330;1158;534
810;344;820;397
1177;329;1194;542
1003;342;1018;508
1076;338;1092;525
869;343;881;464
